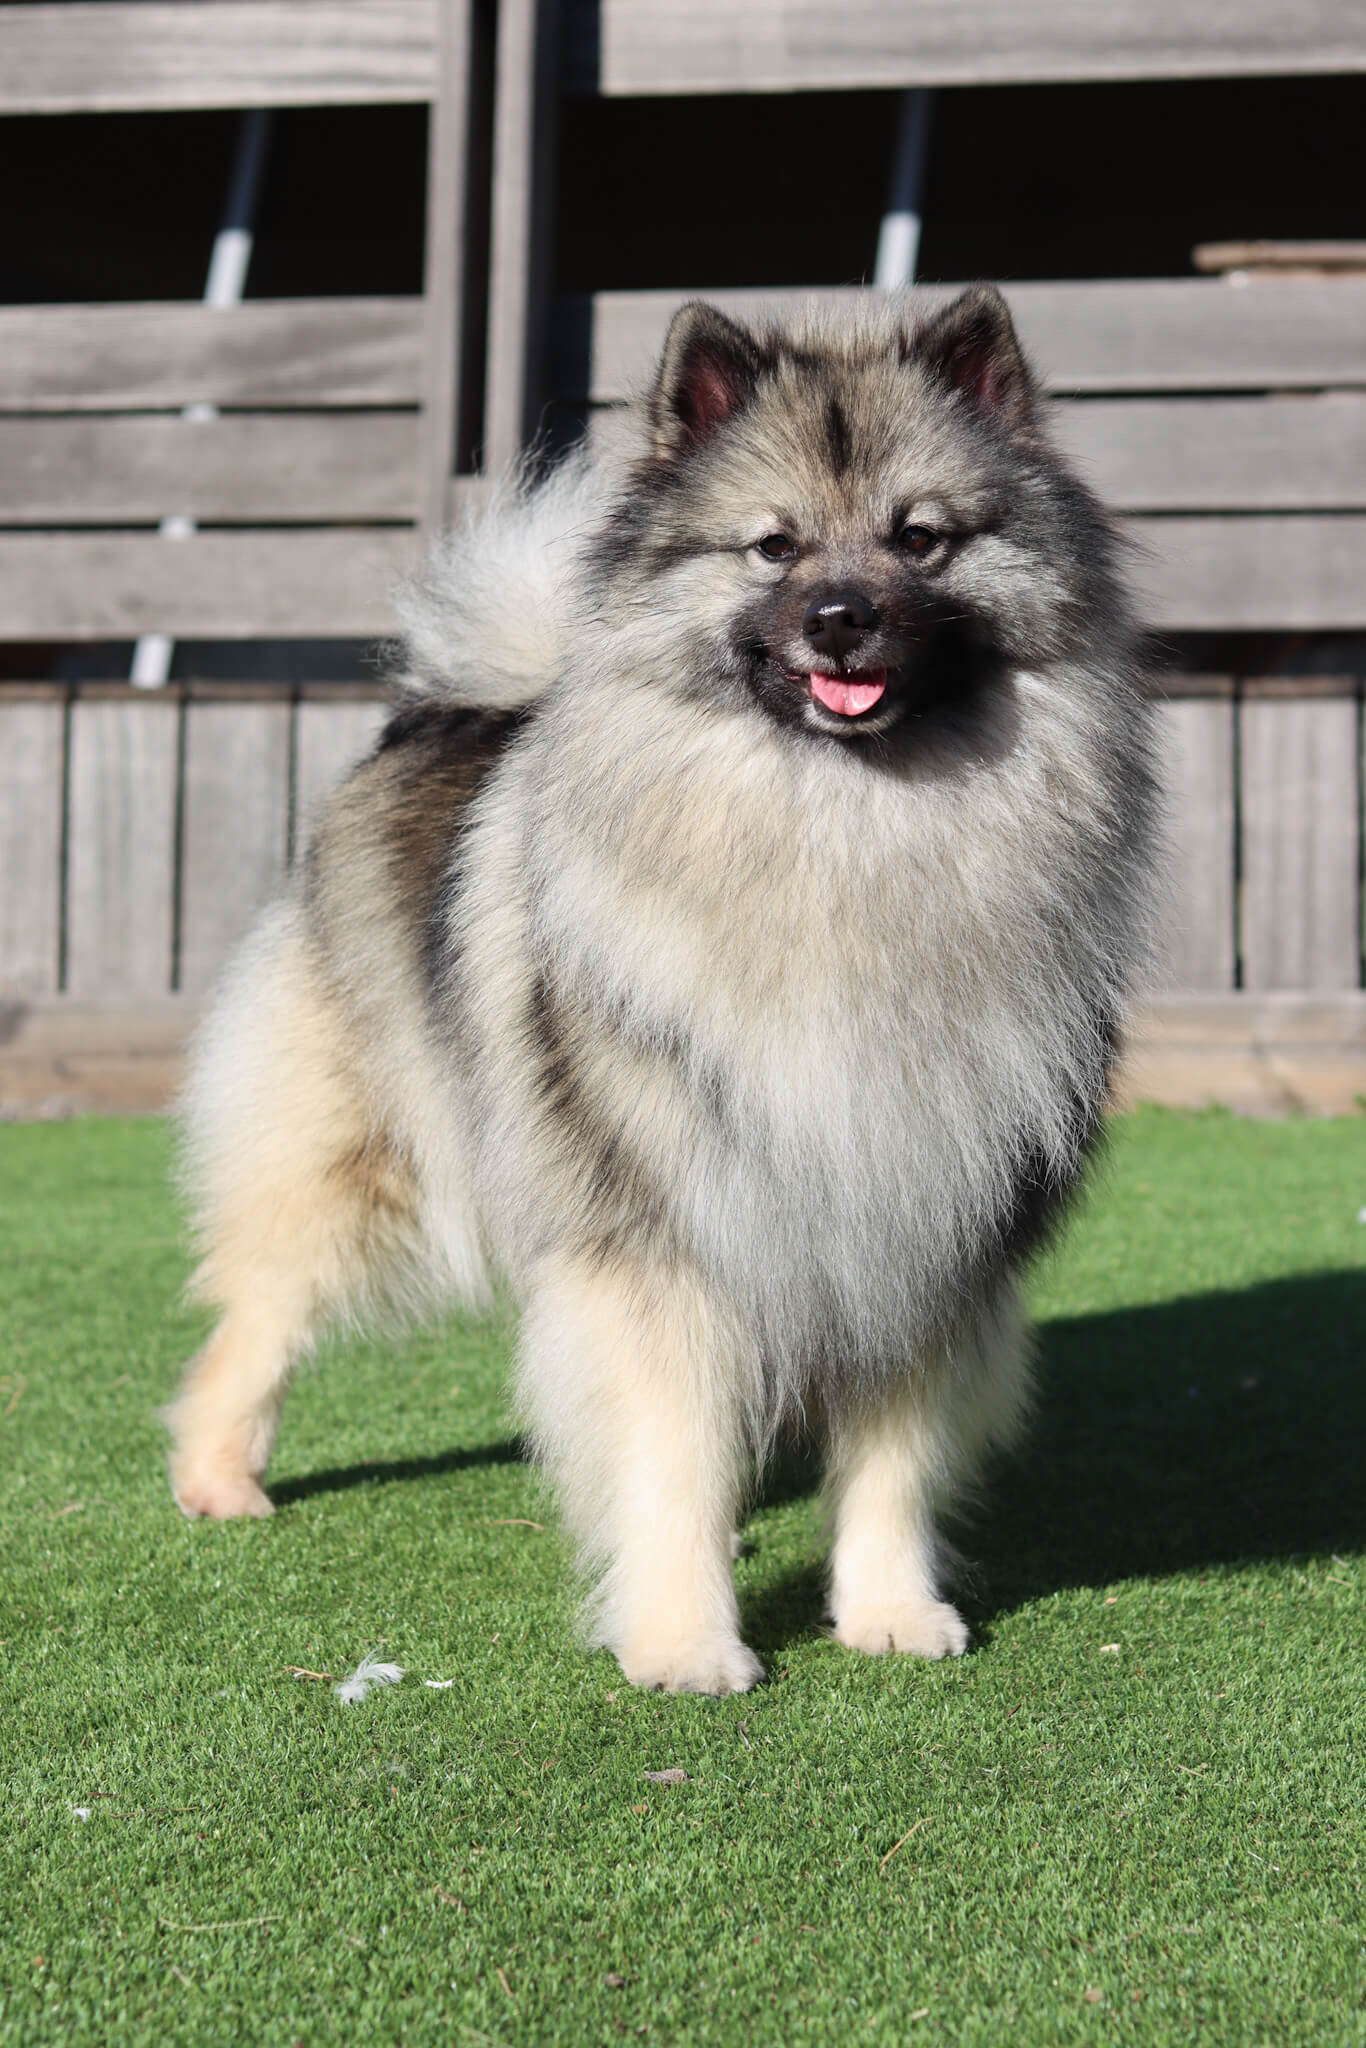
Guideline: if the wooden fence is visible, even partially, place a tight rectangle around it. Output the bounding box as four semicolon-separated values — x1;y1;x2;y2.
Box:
4;673;1363;1006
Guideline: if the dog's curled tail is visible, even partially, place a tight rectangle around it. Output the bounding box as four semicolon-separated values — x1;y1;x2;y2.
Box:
391;450;616;713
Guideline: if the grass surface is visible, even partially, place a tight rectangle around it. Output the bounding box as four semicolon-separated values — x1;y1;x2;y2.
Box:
2;1109;1364;2045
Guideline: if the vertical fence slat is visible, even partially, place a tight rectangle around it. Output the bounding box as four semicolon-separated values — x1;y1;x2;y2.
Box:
1152;687;1236;991
66;692;178;994
1240;683;1359;991
293;697;387;851
179;696;290;996
0;694;65;994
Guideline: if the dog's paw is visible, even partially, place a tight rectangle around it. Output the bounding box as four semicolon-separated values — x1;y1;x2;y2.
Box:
832;1599;969;1661
172;1468;274;1520
617;1636;765;1697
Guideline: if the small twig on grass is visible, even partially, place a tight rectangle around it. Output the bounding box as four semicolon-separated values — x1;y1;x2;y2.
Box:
495;1965;515;2000
283;1666;336;1682
434;1888;467;1914
737;1720;754;1750
160;1915;280;1933
1;1373;27;1415
879;1817;929;1871
485;1518;545;1531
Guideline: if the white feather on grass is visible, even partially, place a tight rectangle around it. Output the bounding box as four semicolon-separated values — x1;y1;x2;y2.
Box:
334;1654;405;1705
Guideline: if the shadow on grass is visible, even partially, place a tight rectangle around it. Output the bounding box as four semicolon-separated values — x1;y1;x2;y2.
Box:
270;1437;526;1508
741;1268;1366;1651
970;1267;1366;1619
265;1270;1365;1655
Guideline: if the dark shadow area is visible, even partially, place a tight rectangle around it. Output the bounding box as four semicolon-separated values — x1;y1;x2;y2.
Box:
968;1269;1366;1621
742;1558;829;1661
553;75;1366;294
270;1436;526;1509
266;1271;1364;1656
740;1269;1366;1651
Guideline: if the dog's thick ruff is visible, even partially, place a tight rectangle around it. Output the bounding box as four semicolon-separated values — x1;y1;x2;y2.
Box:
168;290;1158;1693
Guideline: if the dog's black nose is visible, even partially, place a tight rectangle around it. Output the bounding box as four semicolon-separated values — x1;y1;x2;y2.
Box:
802;592;879;663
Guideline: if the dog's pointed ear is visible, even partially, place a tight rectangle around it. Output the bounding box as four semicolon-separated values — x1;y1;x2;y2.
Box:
651;302;766;458
913;286;1036;434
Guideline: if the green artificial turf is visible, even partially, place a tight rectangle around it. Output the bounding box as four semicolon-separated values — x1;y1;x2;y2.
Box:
2;1109;1364;2045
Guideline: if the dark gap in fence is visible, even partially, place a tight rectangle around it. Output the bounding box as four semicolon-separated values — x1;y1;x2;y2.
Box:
456;0;501;476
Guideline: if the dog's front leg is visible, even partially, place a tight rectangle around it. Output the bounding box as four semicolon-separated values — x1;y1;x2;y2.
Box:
824;1370;971;1661
519;1255;762;1696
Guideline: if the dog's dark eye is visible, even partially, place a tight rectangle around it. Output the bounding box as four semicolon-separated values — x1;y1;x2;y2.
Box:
899;525;940;557
756;532;798;561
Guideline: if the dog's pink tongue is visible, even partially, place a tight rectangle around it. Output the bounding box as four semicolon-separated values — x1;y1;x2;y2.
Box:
810;670;887;716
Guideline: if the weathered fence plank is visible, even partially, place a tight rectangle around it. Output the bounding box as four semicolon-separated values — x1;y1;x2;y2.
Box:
293;696;389;846
557;281;1366;404
1051;394;1366;512
0;529;413;641
0;414;420;526
65;693;178;996
179;700;292;997
0;300;425;413
0;695;65;996
1151;690;1237;992
1240;685;1360;992
1134;516;1366;632
562;0;1366;94
0;2;436;114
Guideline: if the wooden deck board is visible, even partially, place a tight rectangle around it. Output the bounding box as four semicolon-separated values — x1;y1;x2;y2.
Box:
0;300;425;413
0;1;437;113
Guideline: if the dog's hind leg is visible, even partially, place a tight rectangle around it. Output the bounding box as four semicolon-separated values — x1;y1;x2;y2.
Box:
164;906;423;1520
519;1254;764;1696
825;1283;1031;1659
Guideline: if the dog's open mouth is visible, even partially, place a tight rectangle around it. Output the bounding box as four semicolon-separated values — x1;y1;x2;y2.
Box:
780;665;889;718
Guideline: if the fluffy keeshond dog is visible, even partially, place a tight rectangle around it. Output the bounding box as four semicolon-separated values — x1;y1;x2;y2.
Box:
166;287;1157;1694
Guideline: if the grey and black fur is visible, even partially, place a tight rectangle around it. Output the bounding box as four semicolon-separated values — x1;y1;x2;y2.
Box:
166;289;1158;1693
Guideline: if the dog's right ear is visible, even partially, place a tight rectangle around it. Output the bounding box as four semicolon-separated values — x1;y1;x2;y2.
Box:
651;302;766;459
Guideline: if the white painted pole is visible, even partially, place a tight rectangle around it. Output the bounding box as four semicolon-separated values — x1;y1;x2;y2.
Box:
874;89;935;290
130;110;274;688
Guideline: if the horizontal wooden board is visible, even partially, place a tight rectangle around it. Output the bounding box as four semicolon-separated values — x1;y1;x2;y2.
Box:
563;0;1366;93
554;281;1366;403
0;530;416;640
0;300;425;412
0;2;436;113
1054;395;1366;512
1132;514;1366;630
0;413;420;524
0;516;1358;639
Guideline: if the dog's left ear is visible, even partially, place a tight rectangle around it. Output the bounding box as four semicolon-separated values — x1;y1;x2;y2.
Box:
652;302;766;459
913;286;1036;435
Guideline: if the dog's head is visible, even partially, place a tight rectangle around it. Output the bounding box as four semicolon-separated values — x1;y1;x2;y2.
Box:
589;289;1128;746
